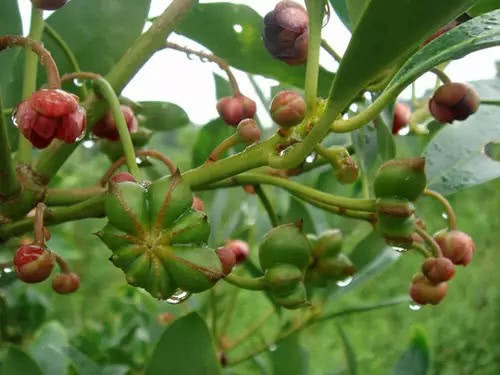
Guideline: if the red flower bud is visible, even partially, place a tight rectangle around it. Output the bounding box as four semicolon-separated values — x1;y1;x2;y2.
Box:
226;239;250;264
429;83;480;123
110;172;136;184
216;246;237;275
392;102;411;134
52;272;80;294
216;95;256;126
15;89;86;149
263;1;309;65
31;0;68;10
92;105;138;141
434;230;475;266
270;91;306;128
13;244;55;283
422;257;455;284
409;273;448;305
237;119;261;143
192;196;205;212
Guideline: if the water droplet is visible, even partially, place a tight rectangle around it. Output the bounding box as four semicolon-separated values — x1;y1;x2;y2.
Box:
74;130;86;142
336;276;353;287
409;303;422;311
441;212;448;220
269;344;278;352
82;140;94;149
305;154;315;163
11;110;19;128
398;126;410;136
392;246;408;253
233;24;243;33
2;267;12;274
73;78;84;87
166;289;191;304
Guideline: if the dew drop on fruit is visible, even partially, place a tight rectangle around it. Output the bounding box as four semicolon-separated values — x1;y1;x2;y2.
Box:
166;289;191;304
409;303;422;311
336;276;353;287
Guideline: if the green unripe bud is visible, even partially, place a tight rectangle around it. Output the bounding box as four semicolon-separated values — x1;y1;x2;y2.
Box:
265;264;303;296
376;198;416;247
311;229;343;259
374;157;426;201
259;223;312;272
272;282;309;310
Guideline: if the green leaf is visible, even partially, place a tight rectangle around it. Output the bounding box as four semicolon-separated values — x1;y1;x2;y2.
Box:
136;102;190;131
336;324;357;375
192;118;233;168
330;0;477;111
392;330;430;375
346;0;369;30
284;197;316;234
0;345;44;375
329;0;352;30
386;10;500;98
28;322;70;375
468;0;500;17
425;89;500;195
146;312;221;375
63;346;104;375
271;333;308;375
0;0;21;98
176;3;335;97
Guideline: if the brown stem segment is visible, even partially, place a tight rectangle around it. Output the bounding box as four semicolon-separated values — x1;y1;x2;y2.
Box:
54;253;71;273
0;35;61;89
33;203;46;246
165;42;240;95
415;226;443;258
61;71;102;83
100;149;177;185
423;189;457;230
206;134;240;164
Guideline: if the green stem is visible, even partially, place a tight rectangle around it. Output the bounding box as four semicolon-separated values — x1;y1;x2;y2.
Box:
415;226;442;258
320;38;342;63
207;134;239;163
45;186;106;206
210;289;218;340
304;0;324;114
430;67;451;84
44;23;87;98
254;185;279;227
17;8;45;164
93;77;141;179
0;195;105;241
0;93;20;197
423;189;457;230
223;274;266;291
480;99;500;106
201;173;376;212
106;0;198;93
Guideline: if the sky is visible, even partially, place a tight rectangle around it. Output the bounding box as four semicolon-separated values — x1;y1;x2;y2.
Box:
17;0;500;125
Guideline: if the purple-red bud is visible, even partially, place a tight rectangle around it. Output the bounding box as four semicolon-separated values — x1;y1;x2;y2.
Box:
409;273;448;305
270;91;306;128
13;244;55;283
421;257;455;284
392;102;411;134
216;95;256;126
429;83;480;123
434;230;475;266
52;272;80;294
237;119;261;143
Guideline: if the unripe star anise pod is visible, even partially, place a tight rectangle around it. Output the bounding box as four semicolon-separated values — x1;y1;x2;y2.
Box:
270;91;306;128
263;1;309;65
52;272;80;294
15;89;86;149
93;105;138;141
429;82;480;123
216;95;256;126
13;244;55;283
434;230;475;266
31;0;68;10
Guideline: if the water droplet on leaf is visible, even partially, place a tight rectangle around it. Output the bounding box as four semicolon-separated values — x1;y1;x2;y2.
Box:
166;289;191;304
336;276;353;287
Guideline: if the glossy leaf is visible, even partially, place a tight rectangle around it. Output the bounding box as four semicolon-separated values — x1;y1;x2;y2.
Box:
346;0;369;30
337;324;357;375
468;0;500;17
271;333;308;375
425;103;500;194
63;346;103;375
0;345;44;375
146;313;221;375
136;101;190;131
192;118;233;168
330;0;477;111
284;197;316;234
29;321;70;375
392;330;430;375
176;3;335;97
386;9;500;97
